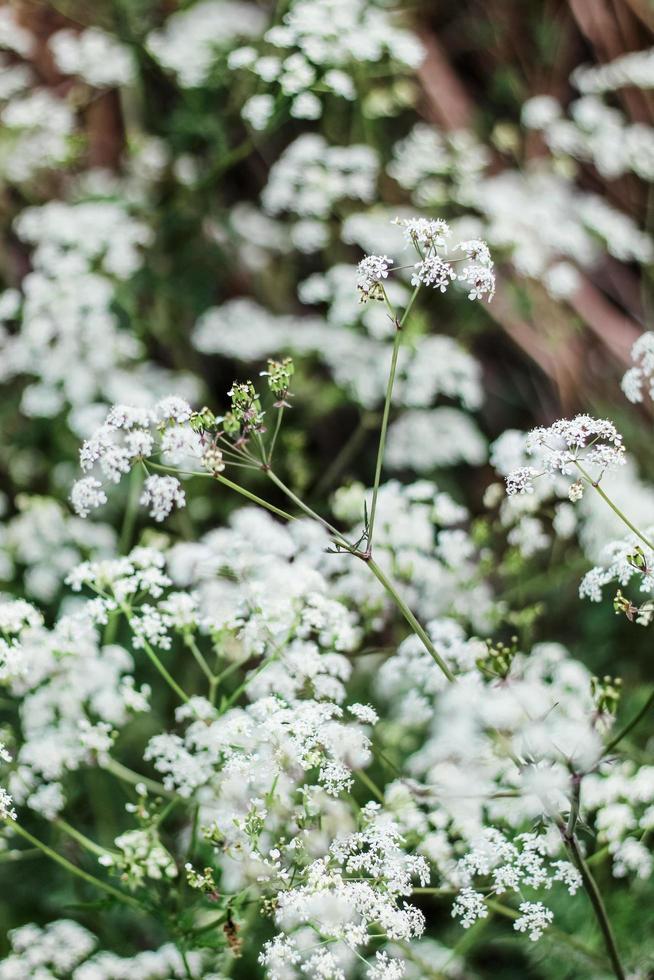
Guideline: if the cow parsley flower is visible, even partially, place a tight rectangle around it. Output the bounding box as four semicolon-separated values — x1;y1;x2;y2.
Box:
505;415;625;496
140;475;186;523
411;255;456;291
357;254;393;301
622;331;654;404
514;901;554;941
70;478;108;518
451;887;488;929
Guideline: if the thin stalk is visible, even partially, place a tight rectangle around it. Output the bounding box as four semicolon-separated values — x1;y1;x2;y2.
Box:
219;656;277;712
366;558;456;682
563;833;626;980
147;461;295;523
355;768;385;802
55;819;114;859
184;635;216;686
366;282;420;550
140;637;191;705
312;411;378;497
366;328;403;549
102;756;176;800
575;461;654;550
5;820;143;911
603;687;654;757
267;470;355;550
180;949;195;980
119;465;143;554
267;407;284;463
559;778;625;980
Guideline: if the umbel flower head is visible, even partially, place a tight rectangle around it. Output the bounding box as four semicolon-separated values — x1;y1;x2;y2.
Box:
356;218;495;303
505;414;625;496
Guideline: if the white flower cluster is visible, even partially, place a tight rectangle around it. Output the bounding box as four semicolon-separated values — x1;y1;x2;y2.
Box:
0;741;16;821
231;0;424;124
0;199;197;425
0;88;74;183
49;27;135;88
365;219;495;302
388;124;490;207
71;397;199;520
262;135;379;243
388;122;653;296
579;530;654;604
584;761;654;880
523;93;654;182
505;415;625;496
0;495;116;602
2;595;149;819
622;331;654;404
0;919;204;979
145;693;372;804
572;47;654;94
260;803;428;978
146;0;266;87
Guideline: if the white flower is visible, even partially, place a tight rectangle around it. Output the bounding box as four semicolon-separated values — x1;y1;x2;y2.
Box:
514;901;553;941
140;475;186;522
70;478;107;518
357;254;393;300
394;216;451;250
411;256;456;292
505;415;625;496
622;332;654;404
451;887;488;929
505;466;537;496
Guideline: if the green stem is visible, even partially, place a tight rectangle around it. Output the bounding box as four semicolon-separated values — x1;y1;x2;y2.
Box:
267;407;284;463
119;465;143;554
184;635;216;686
147;461;295;523
140;637;191;704
312;411;378;498
367;283;420;550
355;768;385;802
219;656;277;712
603;688;654;757
367;328;403;550
267;470;354;550
55;819;114;859
5;820;143;911
102;756;176;800
562;832;626;980
575;462;654;550
558;778;625;980
366;558;456;682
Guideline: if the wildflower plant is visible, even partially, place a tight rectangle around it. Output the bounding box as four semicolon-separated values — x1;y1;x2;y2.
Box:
0;4;653;980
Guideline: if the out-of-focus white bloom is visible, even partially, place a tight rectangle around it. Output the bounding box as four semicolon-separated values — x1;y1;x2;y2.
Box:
622;332;654;404
49;28;135;87
242;93;275;130
70;478;108;518
386;409;487;472
521;94;561;129
262;134;379;219
146;0;266;87
572;47;654;94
